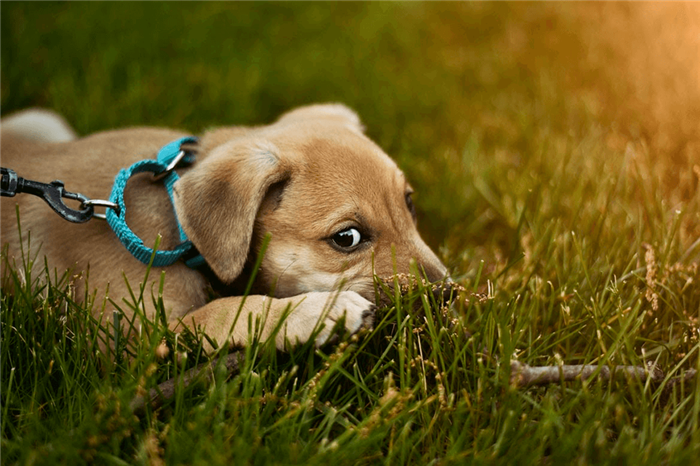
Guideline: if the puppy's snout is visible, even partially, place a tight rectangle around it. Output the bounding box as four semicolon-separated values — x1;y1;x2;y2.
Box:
422;261;449;283
413;245;449;283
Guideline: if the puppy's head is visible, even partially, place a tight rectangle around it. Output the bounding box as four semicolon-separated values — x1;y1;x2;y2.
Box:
173;104;447;301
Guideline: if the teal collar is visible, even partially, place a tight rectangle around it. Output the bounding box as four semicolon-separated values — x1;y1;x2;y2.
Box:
105;137;205;269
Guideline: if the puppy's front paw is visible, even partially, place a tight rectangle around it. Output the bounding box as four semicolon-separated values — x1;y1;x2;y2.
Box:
317;290;375;346
279;291;375;349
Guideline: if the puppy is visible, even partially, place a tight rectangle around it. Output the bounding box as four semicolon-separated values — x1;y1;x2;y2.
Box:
1;104;448;350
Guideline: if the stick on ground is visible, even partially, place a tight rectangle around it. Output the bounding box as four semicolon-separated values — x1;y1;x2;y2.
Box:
510;360;696;389
130;351;243;413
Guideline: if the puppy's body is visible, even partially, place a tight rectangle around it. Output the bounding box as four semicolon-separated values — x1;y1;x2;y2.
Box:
1;105;447;350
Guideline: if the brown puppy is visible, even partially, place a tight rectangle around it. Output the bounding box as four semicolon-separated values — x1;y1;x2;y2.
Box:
1;104;447;350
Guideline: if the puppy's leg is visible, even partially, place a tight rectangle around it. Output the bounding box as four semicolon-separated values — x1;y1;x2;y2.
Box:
170;291;375;351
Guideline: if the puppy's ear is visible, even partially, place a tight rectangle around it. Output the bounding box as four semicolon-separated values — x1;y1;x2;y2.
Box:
276;103;365;134
173;140;288;283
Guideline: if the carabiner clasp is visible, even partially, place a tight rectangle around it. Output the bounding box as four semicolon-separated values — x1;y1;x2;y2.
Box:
1;167;95;223
32;179;95;223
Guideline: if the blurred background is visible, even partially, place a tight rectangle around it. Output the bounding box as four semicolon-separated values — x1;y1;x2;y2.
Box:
2;2;699;281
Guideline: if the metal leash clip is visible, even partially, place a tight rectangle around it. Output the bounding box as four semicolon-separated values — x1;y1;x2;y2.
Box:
1;167;119;223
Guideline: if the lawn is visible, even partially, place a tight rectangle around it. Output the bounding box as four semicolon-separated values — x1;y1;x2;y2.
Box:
2;2;699;464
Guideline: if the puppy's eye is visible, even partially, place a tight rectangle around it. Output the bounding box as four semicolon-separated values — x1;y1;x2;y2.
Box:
332;227;362;250
405;193;417;220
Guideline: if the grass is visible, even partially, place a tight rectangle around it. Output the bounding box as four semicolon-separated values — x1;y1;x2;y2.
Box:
2;2;700;465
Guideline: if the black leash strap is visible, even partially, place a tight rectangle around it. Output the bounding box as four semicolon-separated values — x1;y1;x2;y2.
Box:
1;167;95;223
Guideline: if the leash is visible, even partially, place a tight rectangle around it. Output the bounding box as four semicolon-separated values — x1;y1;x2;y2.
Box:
1;137;205;268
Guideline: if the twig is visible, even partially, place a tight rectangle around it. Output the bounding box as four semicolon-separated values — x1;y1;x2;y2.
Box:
130;351;243;413
510;360;697;389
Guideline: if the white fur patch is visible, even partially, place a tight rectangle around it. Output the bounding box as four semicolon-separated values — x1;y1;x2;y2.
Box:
1;108;77;142
279;290;374;347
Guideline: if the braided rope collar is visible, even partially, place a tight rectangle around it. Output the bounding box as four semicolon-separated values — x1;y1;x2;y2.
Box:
105;137;205;268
